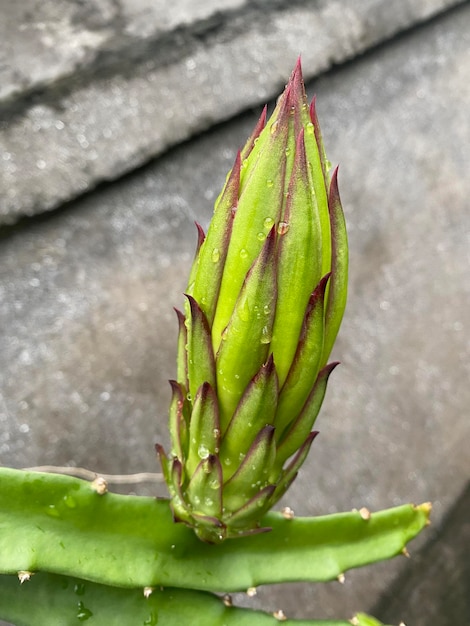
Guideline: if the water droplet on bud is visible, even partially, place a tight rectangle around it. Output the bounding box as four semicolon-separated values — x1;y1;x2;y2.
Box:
285;147;291;156
211;248;220;263
266;179;274;188
257;232;266;241
260;326;272;344
198;444;210;459
239;248;248;259
270;120;279;135
277;222;290;235
306;121;314;135
263;217;274;230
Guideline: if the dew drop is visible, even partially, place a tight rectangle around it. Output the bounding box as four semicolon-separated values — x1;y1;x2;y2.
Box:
221;328;228;341
143;611;158;625
257;232;266;241
263;217;274;230
224;458;232;466
306;121;314;135
74;582;86;596
270;120;279;135
186;393;192;402
46;505;60;518
238;297;250;321
254;137;259;145
277;222;289;235
213;428;220;439
266;179;274;188
198;444;210;459
77;601;93;621
211;248;220;263
239;248;248;259
285;147;291;156
263;304;270;315
260;326;272;344
209;479;221;490
204;496;214;507
63;495;77;509
239;452;246;461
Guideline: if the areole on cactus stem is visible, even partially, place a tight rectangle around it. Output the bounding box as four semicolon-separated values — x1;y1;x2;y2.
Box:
157;58;348;542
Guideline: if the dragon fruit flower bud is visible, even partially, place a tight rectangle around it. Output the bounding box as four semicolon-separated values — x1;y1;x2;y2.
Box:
157;59;348;542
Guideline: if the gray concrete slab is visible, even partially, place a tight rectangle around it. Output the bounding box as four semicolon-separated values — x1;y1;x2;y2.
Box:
0;0;466;223
1;2;469;624
0;0;247;103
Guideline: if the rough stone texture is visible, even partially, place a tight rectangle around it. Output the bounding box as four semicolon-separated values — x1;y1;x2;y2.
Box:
1;4;469;623
1;0;466;223
0;0;247;102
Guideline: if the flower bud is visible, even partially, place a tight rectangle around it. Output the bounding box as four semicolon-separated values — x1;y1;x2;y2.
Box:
157;59;348;542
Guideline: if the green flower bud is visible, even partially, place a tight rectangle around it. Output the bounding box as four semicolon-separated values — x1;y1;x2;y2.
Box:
157;59;348;542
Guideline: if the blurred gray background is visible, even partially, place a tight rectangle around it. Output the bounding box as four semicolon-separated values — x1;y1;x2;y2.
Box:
1;1;469;624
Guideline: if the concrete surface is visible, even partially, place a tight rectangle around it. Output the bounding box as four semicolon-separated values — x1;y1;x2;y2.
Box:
1;1;470;625
1;0;466;223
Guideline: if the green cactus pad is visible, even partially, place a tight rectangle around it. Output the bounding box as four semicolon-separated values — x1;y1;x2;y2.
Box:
0;571;393;626
0;468;430;592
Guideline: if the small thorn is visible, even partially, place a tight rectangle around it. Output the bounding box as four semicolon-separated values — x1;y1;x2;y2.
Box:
281;506;295;520
18;571;33;584
143;586;154;598
402;547;411;558
359;507;371;520
246;586;257;597
273;609;287;621
399;622;407;626
349;618;359;626
223;594;233;607
91;476;108;495
337;572;345;584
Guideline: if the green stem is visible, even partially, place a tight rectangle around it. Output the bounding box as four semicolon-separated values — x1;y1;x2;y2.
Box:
0;572;390;626
0;468;430;593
